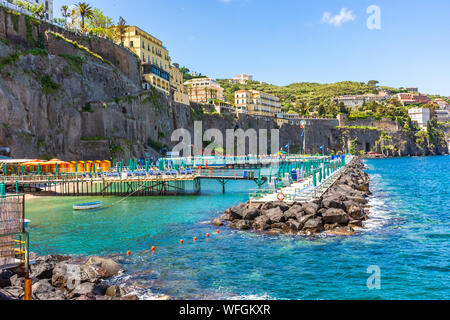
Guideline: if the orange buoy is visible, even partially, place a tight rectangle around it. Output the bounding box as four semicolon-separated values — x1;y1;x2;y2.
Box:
216;229;220;234
193;237;198;241
206;233;210;238
151;246;156;252
126;250;131;256
180;240;184;245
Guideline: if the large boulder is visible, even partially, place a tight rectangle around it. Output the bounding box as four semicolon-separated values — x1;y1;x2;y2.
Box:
264;207;286;224
241;208;260;221
86;257;123;279
253;216;271;231
229;205;246;220
321;196;344;209
346;196;369;205
32;279;66;300
322;209;349;225
297;214;314;229
302;217;324;234
302;203;319;216
233;220;252;230
31;255;69;280
286;220;302;233
284;205;303;220
52;262;101;290
105;285;127;298
346;204;365;221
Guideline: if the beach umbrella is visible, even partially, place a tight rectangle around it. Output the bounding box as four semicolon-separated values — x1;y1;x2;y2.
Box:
21;165;24;176
38;163;41;175
0;182;5;196
4;163;6;175
15;181;18;193
312;170;317;187
55;163;58;175
84;162;87;172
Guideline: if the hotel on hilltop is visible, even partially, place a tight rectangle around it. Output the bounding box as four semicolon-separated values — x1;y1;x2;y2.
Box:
234;90;281;118
116;26;189;104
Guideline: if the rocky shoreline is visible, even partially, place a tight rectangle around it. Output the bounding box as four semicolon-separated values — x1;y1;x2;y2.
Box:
214;157;371;236
0;255;144;300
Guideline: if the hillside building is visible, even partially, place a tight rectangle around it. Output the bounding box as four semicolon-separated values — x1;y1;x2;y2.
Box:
235;90;281;118
408;108;430;130
118;26;171;94
184;78;225;103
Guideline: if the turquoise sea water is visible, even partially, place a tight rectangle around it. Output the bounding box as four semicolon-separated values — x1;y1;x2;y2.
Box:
25;156;450;299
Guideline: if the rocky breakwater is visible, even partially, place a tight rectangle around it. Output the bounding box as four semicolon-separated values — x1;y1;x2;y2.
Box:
0;255;138;300
214;157;371;236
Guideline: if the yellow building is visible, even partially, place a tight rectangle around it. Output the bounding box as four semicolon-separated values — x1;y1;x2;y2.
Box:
118;26;171;94
184;78;225;103
170;65;190;105
234;90;281;118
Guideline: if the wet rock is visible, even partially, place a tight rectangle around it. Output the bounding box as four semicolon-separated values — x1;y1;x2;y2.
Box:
253;216;271;231
271;222;288;230
347;204;364;221
284;205;303;220
297;214;314;229
286;220;302;233
234;220;252;230
264;207;286;224
302;217;324;234
349;220;364;228
326;226;355;236
322;209;349;225
346;196;369;205
324;223;340;231
241;208;260;221
219;213;232;221
229;205;246;220
212;218;224;227
86;256;123;279
105;285;127;298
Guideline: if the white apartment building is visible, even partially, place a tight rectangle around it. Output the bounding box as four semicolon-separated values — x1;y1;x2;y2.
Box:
184;78;225;103
230;74;253;84
408;108;430;130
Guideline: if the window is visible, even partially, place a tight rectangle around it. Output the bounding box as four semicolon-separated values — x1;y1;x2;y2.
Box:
129;41;134;47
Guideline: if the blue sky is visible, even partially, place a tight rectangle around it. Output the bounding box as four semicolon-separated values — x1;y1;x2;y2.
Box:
54;0;450;96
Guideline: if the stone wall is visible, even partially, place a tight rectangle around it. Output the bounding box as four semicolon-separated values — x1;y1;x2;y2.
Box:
337;114;400;132
0;7;141;85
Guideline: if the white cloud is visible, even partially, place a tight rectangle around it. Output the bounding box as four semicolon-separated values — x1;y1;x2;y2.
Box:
321;8;356;27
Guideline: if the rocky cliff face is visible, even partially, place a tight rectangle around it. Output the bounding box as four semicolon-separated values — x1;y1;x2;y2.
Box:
0;10;447;160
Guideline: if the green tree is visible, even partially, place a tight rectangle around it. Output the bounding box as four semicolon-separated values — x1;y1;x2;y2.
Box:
115;16;127;44
76;2;94;31
86;8;115;38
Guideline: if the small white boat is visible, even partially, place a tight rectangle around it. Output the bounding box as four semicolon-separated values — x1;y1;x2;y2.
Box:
24;219;31;228
73;201;103;210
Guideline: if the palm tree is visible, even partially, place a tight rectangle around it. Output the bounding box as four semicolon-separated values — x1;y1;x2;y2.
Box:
76;2;94;31
61;5;70;25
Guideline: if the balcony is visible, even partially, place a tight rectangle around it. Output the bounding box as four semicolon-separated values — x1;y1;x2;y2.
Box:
143;63;170;81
